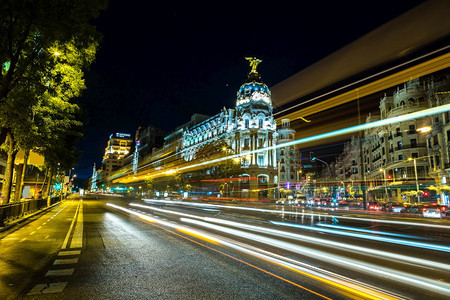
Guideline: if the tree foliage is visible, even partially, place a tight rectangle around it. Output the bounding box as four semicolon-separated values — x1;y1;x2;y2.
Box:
0;0;107;202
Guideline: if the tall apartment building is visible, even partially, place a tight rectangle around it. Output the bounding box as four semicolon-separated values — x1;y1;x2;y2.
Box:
102;133;133;178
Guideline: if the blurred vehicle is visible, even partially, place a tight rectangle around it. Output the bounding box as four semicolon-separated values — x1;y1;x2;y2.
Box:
276;198;286;205
403;204;422;214
368;202;381;211
320;198;332;207
295;194;308;205
422;206;442;218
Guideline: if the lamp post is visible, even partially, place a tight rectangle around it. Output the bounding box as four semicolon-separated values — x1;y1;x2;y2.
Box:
413;158;420;203
380;168;388;201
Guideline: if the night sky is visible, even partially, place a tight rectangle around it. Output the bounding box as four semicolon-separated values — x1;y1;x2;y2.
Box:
75;0;425;179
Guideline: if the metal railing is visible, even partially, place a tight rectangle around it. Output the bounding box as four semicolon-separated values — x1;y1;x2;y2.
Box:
0;197;61;226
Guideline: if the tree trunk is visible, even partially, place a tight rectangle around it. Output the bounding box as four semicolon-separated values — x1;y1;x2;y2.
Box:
14;149;29;202
44;167;53;198
2;131;17;204
40;168;48;198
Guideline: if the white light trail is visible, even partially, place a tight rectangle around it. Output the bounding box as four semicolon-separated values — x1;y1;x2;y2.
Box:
142;198;450;230
107;203;402;299
169;104;450;173
181;218;450;296
132;203;450;271
270;221;450;253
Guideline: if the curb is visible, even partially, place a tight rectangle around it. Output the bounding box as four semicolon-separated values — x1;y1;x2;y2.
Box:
0;201;63;233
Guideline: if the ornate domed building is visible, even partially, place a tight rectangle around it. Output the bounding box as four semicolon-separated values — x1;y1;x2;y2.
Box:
231;57;278;199
181;57;278;199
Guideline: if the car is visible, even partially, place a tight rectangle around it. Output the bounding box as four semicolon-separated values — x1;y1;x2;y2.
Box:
422;207;442;218
391;203;406;213
276;198;286;205
367;202;381;211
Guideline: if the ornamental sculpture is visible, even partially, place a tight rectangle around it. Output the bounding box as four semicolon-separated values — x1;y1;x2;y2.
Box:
245;57;262;73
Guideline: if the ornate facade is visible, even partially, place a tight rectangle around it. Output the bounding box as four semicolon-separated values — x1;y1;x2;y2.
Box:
332;73;450;204
181;58;278;199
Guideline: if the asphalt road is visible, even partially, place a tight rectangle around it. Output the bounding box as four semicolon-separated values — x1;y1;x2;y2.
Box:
1;195;449;299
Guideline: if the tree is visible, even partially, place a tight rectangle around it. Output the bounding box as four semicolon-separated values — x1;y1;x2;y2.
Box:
0;0;106;103
0;0;106;202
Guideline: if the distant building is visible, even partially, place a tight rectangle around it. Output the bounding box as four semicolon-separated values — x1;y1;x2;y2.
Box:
102;133;133;178
332;73;450;204
277;119;301;194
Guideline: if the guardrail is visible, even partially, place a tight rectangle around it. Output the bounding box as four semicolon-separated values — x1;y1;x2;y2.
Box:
0;197;61;226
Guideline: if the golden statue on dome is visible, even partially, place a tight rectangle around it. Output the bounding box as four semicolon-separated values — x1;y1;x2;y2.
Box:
245;57;262;73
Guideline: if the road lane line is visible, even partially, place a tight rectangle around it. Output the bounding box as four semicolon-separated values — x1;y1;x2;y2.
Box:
37;226;42;229
45;269;74;276
27;282;68;295
58;250;81;256
20;237;27;242
61;203;80;249
53;258;79;265
29;231;36;235
70;202;83;248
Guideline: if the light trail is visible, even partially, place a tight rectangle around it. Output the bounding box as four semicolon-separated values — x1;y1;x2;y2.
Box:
132;202;449;271
315;222;429;240
273;46;449;117
113;101;450;184
171;104;450;174
142;198;450;229
107;203;401;299
270;221;450;253
181;218;450;296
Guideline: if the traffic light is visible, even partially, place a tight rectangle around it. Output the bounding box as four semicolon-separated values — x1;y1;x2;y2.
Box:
423;191;429;197
310;152;316;161
387;174;392;179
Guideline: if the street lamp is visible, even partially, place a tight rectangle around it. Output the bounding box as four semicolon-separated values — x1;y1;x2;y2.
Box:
408;157;420;203
380;168;388;201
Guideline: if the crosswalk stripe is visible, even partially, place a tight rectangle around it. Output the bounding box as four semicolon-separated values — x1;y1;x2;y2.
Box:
27;282;68;295
54;258;79;265
45;269;74;276
58;250;81;256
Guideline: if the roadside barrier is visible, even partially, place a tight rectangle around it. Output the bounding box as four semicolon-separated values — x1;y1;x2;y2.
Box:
0;197;61;226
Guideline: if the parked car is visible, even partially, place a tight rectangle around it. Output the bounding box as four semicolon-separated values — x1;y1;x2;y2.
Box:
276;198;286;205
422;206;442;218
383;202;405;212
367;202;381;211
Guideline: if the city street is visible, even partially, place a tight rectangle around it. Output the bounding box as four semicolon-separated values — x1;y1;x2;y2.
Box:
1;195;449;299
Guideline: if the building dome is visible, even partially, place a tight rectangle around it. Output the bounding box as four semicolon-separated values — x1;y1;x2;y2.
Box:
236;57;272;108
236;80;271;105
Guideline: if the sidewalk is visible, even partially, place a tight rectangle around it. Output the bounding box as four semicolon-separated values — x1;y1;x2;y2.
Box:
0;200;63;234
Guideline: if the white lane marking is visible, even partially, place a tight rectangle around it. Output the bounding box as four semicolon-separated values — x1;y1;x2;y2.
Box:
45;269;74;276
2;237;19;241
27;282;68;295
45;235;50;239
20;237;27;242
70;203;83;249
37;226;42;230
61;203;80;249
58;250;81;256
29;231;36;235
43;222;47;225
53;258;78;265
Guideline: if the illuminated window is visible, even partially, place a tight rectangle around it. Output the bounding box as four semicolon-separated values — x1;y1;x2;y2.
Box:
245;119;249;128
257;154;264;166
